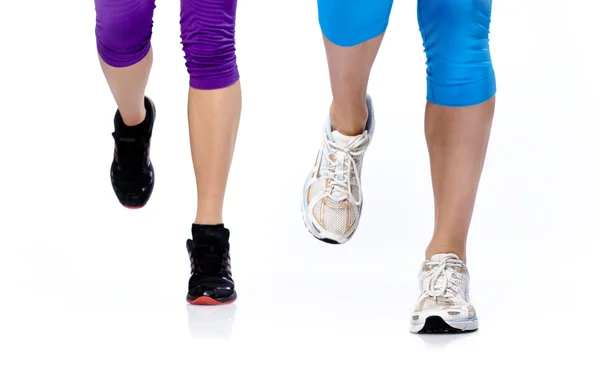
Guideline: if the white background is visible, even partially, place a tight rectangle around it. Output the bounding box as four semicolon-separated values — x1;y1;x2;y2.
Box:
0;0;598;376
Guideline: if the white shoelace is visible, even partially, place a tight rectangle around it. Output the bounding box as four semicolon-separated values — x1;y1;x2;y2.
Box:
426;257;464;300
319;131;370;206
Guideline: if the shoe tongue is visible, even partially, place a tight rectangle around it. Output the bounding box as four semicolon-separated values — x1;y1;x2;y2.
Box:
331;130;358;147
430;253;460;263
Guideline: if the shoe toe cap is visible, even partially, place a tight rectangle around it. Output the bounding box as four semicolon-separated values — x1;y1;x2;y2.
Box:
188;277;236;301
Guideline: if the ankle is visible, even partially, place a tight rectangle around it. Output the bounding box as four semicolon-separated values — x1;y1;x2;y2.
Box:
330;102;368;136
194;210;223;225
426;239;466;262
120;106;146;127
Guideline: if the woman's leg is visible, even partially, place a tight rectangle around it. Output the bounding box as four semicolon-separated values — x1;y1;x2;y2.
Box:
95;0;156;208
180;0;241;305
410;0;495;334
302;0;393;244
181;0;241;225
417;0;496;263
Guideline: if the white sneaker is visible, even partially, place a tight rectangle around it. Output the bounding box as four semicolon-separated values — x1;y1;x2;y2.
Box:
301;96;375;244
410;253;478;333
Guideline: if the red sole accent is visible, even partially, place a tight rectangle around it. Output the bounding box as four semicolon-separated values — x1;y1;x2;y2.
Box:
187;297;236;306
124;205;143;210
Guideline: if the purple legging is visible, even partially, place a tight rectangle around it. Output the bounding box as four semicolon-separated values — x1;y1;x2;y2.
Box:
95;0;239;90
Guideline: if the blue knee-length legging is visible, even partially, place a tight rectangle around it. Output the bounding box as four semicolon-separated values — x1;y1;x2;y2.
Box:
318;0;496;107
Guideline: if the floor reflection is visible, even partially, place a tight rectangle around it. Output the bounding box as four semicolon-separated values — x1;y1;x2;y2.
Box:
415;330;478;350
187;303;237;339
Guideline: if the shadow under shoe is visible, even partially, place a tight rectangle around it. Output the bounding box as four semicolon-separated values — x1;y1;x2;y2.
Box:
110;97;155;209
186;226;237;305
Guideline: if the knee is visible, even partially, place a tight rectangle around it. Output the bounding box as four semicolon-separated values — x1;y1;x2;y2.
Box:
180;0;239;90
95;0;155;67
418;0;496;107
181;31;239;90
318;0;394;47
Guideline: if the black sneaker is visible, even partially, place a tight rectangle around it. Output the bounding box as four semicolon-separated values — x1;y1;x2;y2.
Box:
186;225;237;305
110;97;155;209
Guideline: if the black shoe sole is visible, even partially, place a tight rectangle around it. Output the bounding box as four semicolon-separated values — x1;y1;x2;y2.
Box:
314;235;340;245
417;316;478;334
186;291;237;305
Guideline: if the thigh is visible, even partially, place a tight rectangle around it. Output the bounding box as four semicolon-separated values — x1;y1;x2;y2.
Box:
318;0;394;47
417;0;492;45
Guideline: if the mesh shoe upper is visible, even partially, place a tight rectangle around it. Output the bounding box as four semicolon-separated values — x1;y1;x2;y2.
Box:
413;253;476;319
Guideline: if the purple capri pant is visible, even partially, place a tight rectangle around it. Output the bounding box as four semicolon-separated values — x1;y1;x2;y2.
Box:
95;0;239;90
